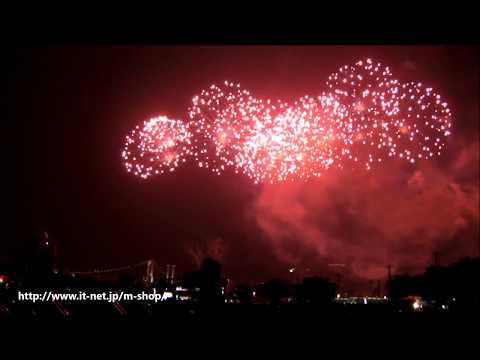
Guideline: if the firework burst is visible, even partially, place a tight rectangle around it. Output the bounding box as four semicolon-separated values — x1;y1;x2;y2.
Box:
122;116;192;179
122;59;453;183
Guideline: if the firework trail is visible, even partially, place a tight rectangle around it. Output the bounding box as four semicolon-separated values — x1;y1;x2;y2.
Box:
122;59;453;183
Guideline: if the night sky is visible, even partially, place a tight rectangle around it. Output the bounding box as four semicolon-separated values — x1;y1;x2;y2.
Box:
11;46;479;289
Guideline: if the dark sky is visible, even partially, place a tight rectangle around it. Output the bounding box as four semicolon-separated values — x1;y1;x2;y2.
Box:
11;46;479;288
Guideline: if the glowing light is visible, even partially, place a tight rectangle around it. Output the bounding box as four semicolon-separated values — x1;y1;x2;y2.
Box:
122;59;453;183
122;116;192;179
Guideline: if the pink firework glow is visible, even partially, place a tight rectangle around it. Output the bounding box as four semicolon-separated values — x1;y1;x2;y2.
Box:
122;59;453;183
122;116;192;179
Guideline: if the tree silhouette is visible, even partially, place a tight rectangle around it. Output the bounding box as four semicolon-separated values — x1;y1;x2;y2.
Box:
257;279;291;305
296;276;337;304
386;257;480;310
198;257;224;306
186;238;228;268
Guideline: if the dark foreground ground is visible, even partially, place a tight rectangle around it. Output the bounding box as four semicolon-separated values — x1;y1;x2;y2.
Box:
1;301;478;320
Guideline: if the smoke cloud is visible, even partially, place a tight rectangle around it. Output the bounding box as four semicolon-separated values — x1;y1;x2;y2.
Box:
252;138;479;281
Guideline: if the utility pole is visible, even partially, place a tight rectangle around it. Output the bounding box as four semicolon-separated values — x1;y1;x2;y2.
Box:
328;264;345;296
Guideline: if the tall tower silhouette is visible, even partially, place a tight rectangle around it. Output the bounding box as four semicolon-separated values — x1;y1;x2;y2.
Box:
37;230;59;274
